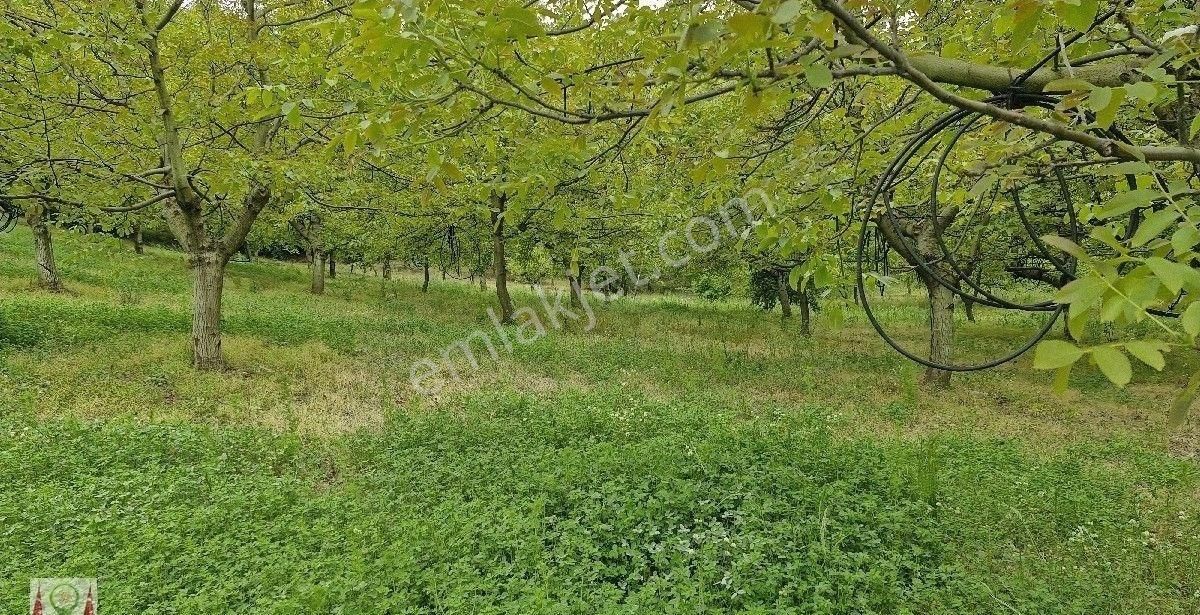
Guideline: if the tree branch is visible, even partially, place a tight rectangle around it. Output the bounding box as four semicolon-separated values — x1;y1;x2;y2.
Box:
816;0;1200;163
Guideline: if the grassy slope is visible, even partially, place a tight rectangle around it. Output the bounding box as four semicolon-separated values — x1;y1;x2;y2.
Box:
1;226;1199;614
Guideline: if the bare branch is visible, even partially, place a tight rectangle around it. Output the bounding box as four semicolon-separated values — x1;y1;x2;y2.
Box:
154;0;186;34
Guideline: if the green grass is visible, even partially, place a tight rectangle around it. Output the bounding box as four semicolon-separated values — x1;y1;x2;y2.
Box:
2;226;1200;613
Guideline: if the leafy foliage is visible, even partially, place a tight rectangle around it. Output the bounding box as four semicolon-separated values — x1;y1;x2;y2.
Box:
694;274;734;302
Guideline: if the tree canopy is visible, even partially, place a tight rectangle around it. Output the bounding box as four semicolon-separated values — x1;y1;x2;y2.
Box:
3;0;1200;411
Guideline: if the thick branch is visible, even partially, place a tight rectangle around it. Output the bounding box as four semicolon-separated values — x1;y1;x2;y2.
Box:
153;0;185;33
907;54;1141;92
817;0;1200;163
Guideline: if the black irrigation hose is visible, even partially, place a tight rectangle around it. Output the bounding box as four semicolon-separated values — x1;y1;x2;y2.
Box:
856;93;1069;372
920;95;1106;311
926;108;1064;311
854;3;1152;374
0;201;17;233
857;76;1189;371
1011;189;1076;278
866;94;1062;310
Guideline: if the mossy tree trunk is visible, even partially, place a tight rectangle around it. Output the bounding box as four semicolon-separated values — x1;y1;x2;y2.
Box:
922;278;955;388
776;270;792;318
799;288;812;336
876;211;960;388
567;261;585;308
311;249;326;295
26;203;64;292
491;192;515;324
190;251;227;370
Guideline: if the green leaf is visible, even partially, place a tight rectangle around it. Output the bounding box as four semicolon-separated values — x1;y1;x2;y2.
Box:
1099;293;1125;322
284;102;302;129
1067;300;1090;340
1091;346;1132;387
1058;0;1098;32
1087;86;1111;112
540;75;563;99
1129;208;1179;247
967;173;998;200
1183;302;1200;336
728;13;768;40
1093;188;1162;218
1169;370;1200;429
1040;235;1088;260
1146;256;1200;294
1042;77;1094;92
1172;225;1200;255
685;20;722;46
351;5;381;20
499;6;545;38
788;265;803;290
1011;2;1042;45
1125;340;1167;371
809;11;835;45
1052;364;1073;394
1098;161;1153;176
1056;275;1106;308
1125;81;1157;103
1093;87;1126;128
804;63;833;89
1033;339;1085;370
772;0;803;24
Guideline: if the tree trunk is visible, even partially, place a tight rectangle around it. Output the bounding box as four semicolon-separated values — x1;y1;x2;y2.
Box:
142;5;272;372
328;253;336;278
306;213;326;295
922;277;955;388
133;224;145;255
422;260;430;292
568;274;584;308
876;213;958;388
311;249;326;295
191;252;226;370
776;270;792;318
492;194;515;324
382;259;392;280
799;289;812;336
27;205;64;292
963;296;976;322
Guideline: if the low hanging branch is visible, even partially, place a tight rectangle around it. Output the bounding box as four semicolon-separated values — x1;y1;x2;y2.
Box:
0;188;176;213
814;0;1200;163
